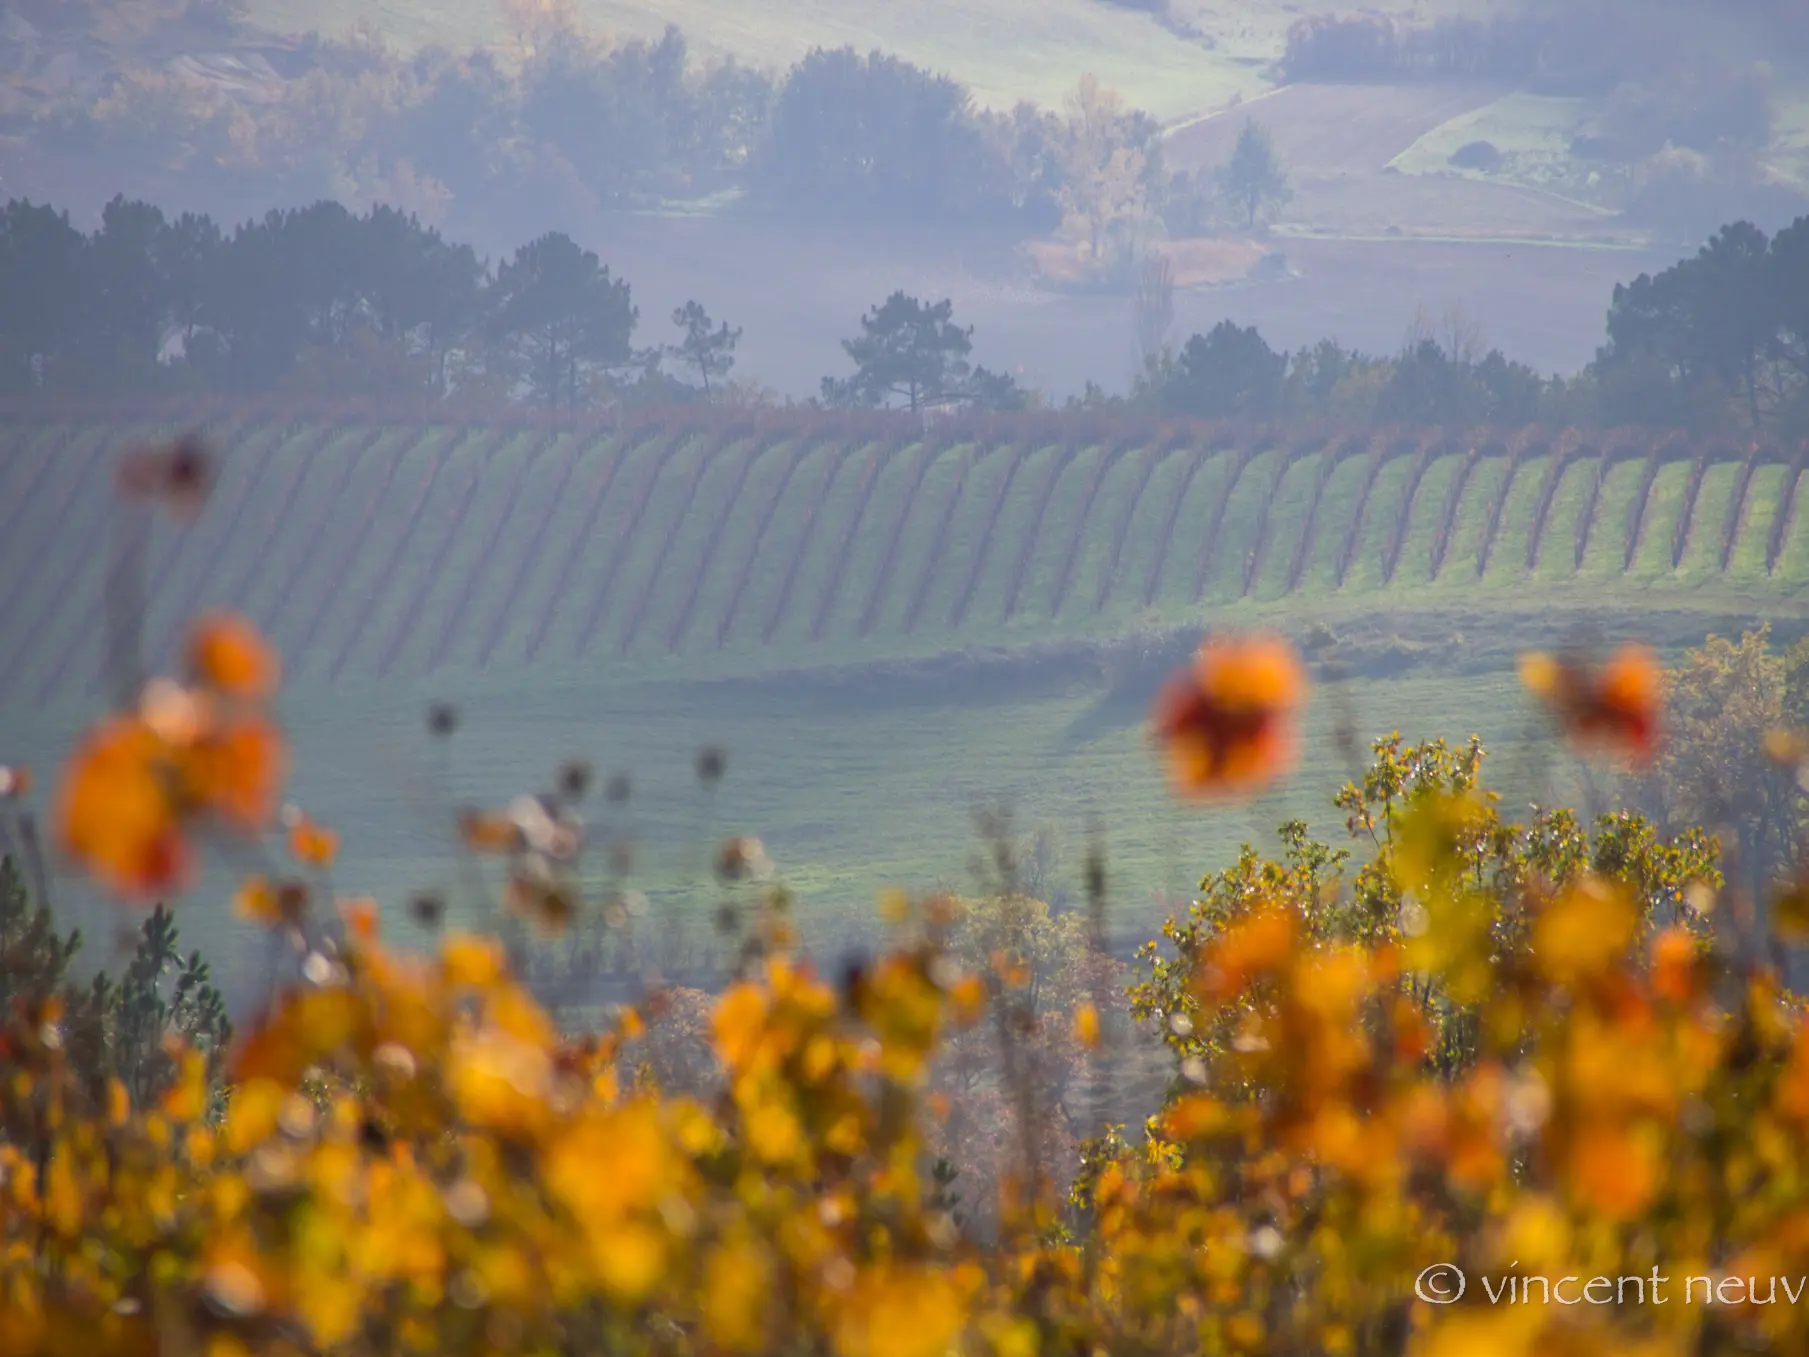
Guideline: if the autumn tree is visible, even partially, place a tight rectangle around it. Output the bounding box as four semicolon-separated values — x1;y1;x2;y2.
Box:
1056;75;1163;275
1633;626;1809;901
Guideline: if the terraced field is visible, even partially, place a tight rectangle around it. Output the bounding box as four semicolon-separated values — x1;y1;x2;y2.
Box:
3;409;1809;710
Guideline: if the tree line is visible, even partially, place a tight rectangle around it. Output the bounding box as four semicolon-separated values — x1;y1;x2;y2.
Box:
3;190;1807;432
48;15;1220;274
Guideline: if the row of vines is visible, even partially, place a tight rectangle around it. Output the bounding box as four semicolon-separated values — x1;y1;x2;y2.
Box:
1;412;1806;706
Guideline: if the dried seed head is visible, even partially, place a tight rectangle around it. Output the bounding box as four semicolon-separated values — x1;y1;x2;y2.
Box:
558;760;592;800
715;836;771;883
119;433;215;519
409;891;445;928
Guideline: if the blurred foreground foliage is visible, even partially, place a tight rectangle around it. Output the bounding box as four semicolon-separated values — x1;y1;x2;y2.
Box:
9;441;1809;1356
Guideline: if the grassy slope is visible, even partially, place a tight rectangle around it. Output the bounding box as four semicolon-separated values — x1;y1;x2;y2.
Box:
5;421;1808;701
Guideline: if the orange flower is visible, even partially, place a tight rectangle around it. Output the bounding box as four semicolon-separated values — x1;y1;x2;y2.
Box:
1650;926;1701;1004
54;716;193;899
188;612;281;699
1519;644;1661;766
1152;633;1307;798
287;814;339;869
184;716;287;831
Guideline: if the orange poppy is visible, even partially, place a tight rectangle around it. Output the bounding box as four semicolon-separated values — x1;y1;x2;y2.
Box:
1152;632;1308;798
188;612;281;700
1519;644;1661;766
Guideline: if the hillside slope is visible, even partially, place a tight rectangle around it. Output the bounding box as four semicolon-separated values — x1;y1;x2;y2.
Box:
1;410;1805;714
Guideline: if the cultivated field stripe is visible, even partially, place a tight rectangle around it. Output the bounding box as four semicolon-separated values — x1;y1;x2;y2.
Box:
0;426;111;653
1194;442;1268;603
1333;435;1393;588
1522;432;1588;574
326;429;476;683
658;431;774;654
762;440;878;646
1628;459;1693;579
520;426;666;664
571;431;713;660
229;427;390;632
284;428;445;675
1095;430;1191;613
1767;444;1809;577
863;439;972;637
1622;436;1687;571
0;422;70;580
1427;442;1488;582
1340;448;1419;595
902;442;982;634
717;436;832;652
1295;442;1372;595
421;428;565;673
1570;440;1623;573
1576;454;1648;581
1677;459;1743;582
999;438;1088;624
861;434;966;637
213;426;356;624
1382;434;1448;586
945;436;1038;631
613;432;762;659
1670;452;1712;571
1146;446;1233;609
1728;462;1786;582
471;432;600;669
1471;433;1542;579
1247;442;1323;600
374;431;535;680
1393;446;1463;588
910;438;1019;635
1280;442;1338;596
1013;440;1111;624
1526;441;1598;586
261;427;425;659
1720;446;1765;574
1048;438;1137;620
807;433;913;645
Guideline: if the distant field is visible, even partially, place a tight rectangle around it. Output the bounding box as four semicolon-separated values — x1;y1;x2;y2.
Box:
2;412;1806;709
244;0;1267;120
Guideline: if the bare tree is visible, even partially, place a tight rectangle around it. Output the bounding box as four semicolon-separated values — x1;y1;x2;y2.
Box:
1132;251;1175;377
1406;301;1486;363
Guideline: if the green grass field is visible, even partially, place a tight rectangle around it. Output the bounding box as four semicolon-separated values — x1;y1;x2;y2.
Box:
244;0;1269;121
4;411;1805;1002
